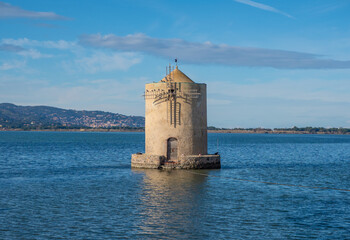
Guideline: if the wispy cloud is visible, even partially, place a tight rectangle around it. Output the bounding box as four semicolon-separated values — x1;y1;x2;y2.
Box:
1;38;141;73
0;60;26;70
0;43;25;52
0;43;52;59
234;0;293;18
1;38;76;50
79;33;350;69
17;49;52;59
210;79;350;104
1;38;76;59
34;22;61;29
310;2;347;15
72;52;142;73
0;76;147;116
208;78;350;127
0;1;69;20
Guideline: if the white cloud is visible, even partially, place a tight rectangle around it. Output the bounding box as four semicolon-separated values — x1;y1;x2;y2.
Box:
1;38;141;73
0;1;69;20
234;0;293;18
206;77;350;127
17;49;52;59
79;33;350;69
1;39;72;59
0;43;25;52
0;76;148;116
72;52;142;73
210;79;350;104
0;42;52;59
0;60;26;70
207;98;232;105
1;38;76;50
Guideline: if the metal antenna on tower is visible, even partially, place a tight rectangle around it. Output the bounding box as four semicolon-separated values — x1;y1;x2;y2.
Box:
168;63;172;82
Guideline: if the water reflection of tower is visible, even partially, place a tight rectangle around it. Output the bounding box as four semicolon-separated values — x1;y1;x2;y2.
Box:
132;169;211;238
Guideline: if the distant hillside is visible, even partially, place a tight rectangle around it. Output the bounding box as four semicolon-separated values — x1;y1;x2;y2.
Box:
0;103;144;129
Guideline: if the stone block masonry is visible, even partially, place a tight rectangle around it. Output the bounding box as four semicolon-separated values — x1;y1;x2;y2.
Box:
131;154;220;169
131;65;220;169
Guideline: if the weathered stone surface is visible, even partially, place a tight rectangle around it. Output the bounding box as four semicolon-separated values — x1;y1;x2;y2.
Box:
131;153;220;169
179;155;221;169
131;66;221;170
131;154;165;169
145;82;207;157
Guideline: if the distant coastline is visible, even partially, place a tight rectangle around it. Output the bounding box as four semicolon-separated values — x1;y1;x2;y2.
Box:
208;126;350;135
0;103;144;130
208;129;350;135
1;103;349;135
1;127;349;135
0;127;144;133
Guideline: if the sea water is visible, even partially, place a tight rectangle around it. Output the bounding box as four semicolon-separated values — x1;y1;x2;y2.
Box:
0;132;350;239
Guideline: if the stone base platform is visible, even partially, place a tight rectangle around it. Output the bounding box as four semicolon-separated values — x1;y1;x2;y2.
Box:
131;153;221;169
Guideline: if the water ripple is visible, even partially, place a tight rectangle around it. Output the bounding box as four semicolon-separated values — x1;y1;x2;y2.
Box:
0;132;350;239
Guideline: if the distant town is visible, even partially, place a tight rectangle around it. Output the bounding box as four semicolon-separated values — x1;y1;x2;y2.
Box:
0;103;349;134
0;103;144;130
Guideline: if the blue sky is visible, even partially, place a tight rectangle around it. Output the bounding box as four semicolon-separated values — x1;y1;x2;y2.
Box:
1;0;350;128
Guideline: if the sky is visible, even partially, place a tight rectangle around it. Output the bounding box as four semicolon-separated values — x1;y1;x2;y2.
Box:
1;0;350;128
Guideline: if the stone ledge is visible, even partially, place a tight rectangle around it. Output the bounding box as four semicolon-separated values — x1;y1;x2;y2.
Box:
131;153;165;169
131;153;220;169
178;155;221;169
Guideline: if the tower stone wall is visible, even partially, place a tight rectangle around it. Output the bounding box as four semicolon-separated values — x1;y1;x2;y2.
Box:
145;82;207;157
131;66;220;169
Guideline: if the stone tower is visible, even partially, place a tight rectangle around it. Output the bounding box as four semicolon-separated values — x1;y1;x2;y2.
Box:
131;65;220;169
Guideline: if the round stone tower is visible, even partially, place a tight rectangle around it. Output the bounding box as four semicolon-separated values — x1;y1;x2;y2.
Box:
131;65;220;169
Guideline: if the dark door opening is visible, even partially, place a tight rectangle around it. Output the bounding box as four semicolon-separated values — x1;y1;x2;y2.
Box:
167;138;178;160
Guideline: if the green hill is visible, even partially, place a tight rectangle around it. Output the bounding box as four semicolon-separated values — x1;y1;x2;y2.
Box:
0;103;144;129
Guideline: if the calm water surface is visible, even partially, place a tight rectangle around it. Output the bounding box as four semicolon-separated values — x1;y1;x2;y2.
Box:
1;132;350;239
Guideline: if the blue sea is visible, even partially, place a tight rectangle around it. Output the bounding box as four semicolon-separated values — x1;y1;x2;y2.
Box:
1;131;350;239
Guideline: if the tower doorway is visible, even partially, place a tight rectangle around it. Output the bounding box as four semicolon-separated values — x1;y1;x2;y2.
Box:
167;138;178;160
